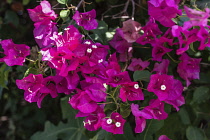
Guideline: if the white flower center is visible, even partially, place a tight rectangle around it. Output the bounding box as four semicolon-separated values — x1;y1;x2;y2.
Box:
84;41;91;45
161;85;166;90
115;122;121;127
92;45;97;48
98;59;103;63
107;119;112;124
58;32;63;35
87;48;92;53
88;120;91;125
134;84;139;89
64;28;70;31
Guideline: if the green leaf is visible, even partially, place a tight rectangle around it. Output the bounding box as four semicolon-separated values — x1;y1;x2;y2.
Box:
139;119;164;140
24;67;38;77
6;0;13;4
157;113;186;140
186;126;205;140
60;96;73;119
31;97;88;140
0;64;11;99
178;108;191;125
114;122;137;140
90;129;113;140
120;103;131;118
192;86;210;104
4;10;19;27
23;0;30;5
91;21;108;44
133;70;151;82
57;0;68;4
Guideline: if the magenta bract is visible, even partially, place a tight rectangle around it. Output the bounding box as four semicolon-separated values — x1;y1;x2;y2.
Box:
73;9;98;30
147;74;184;101
177;53;201;86
0;39;30;66
102;112;126;134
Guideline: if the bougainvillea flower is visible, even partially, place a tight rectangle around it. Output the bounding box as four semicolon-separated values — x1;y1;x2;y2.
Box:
16;74;44;108
158;135;171;140
172;25;198;55
27;0;57;22
134;116;146;133
109;28;132;53
81;106;105;131
121;19;141;43
34;20;58;48
119;82;144;102
152;45;172;62
165;95;185;111
69;91;98;114
127;58;150;71
153;59;170;74
148;0;182;27
52;25;83;53
184;6;210;27
131;99;168;120
147;74;184;101
0;39;30;66
106;70;131;87
39;76;57;99
177;53;201;86
53;75;70;94
197;26;210;50
101;112;126;134
73;9;98;30
74;40;109;67
136;18;162;45
119;47;133;62
80;77;106;102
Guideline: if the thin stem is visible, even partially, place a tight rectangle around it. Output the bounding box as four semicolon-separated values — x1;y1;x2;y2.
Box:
68;0;84;25
25;58;35;63
140;87;147;90
166;53;179;63
131;0;135;20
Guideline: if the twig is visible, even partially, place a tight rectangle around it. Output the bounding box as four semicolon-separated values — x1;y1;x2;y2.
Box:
68;0;84;25
102;0;130;20
131;0;135;20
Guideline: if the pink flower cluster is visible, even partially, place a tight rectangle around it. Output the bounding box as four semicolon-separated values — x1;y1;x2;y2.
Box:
1;0;206;137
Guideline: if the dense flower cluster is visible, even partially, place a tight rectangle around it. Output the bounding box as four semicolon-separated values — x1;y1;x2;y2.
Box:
1;0;206;137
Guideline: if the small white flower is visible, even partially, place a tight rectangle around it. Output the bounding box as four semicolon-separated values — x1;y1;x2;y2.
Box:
92;45;97;48
87;48;92;53
134;84;139;89
98;59;103;63
84;41;91;45
115;122;121;127
106;119;112;124
88;120;91;125
64;28;70;31
160;85;166;90
58;32;63;35
83;121;86;126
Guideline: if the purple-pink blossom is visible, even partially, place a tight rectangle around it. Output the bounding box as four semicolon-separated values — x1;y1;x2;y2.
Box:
73;9;98;30
101;112;126;134
147;74;184;101
128;58;150;71
27;0;57;22
177;53;201;86
148;0;182;27
121;19;141;43
0;39;30;66
119;82;144;102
